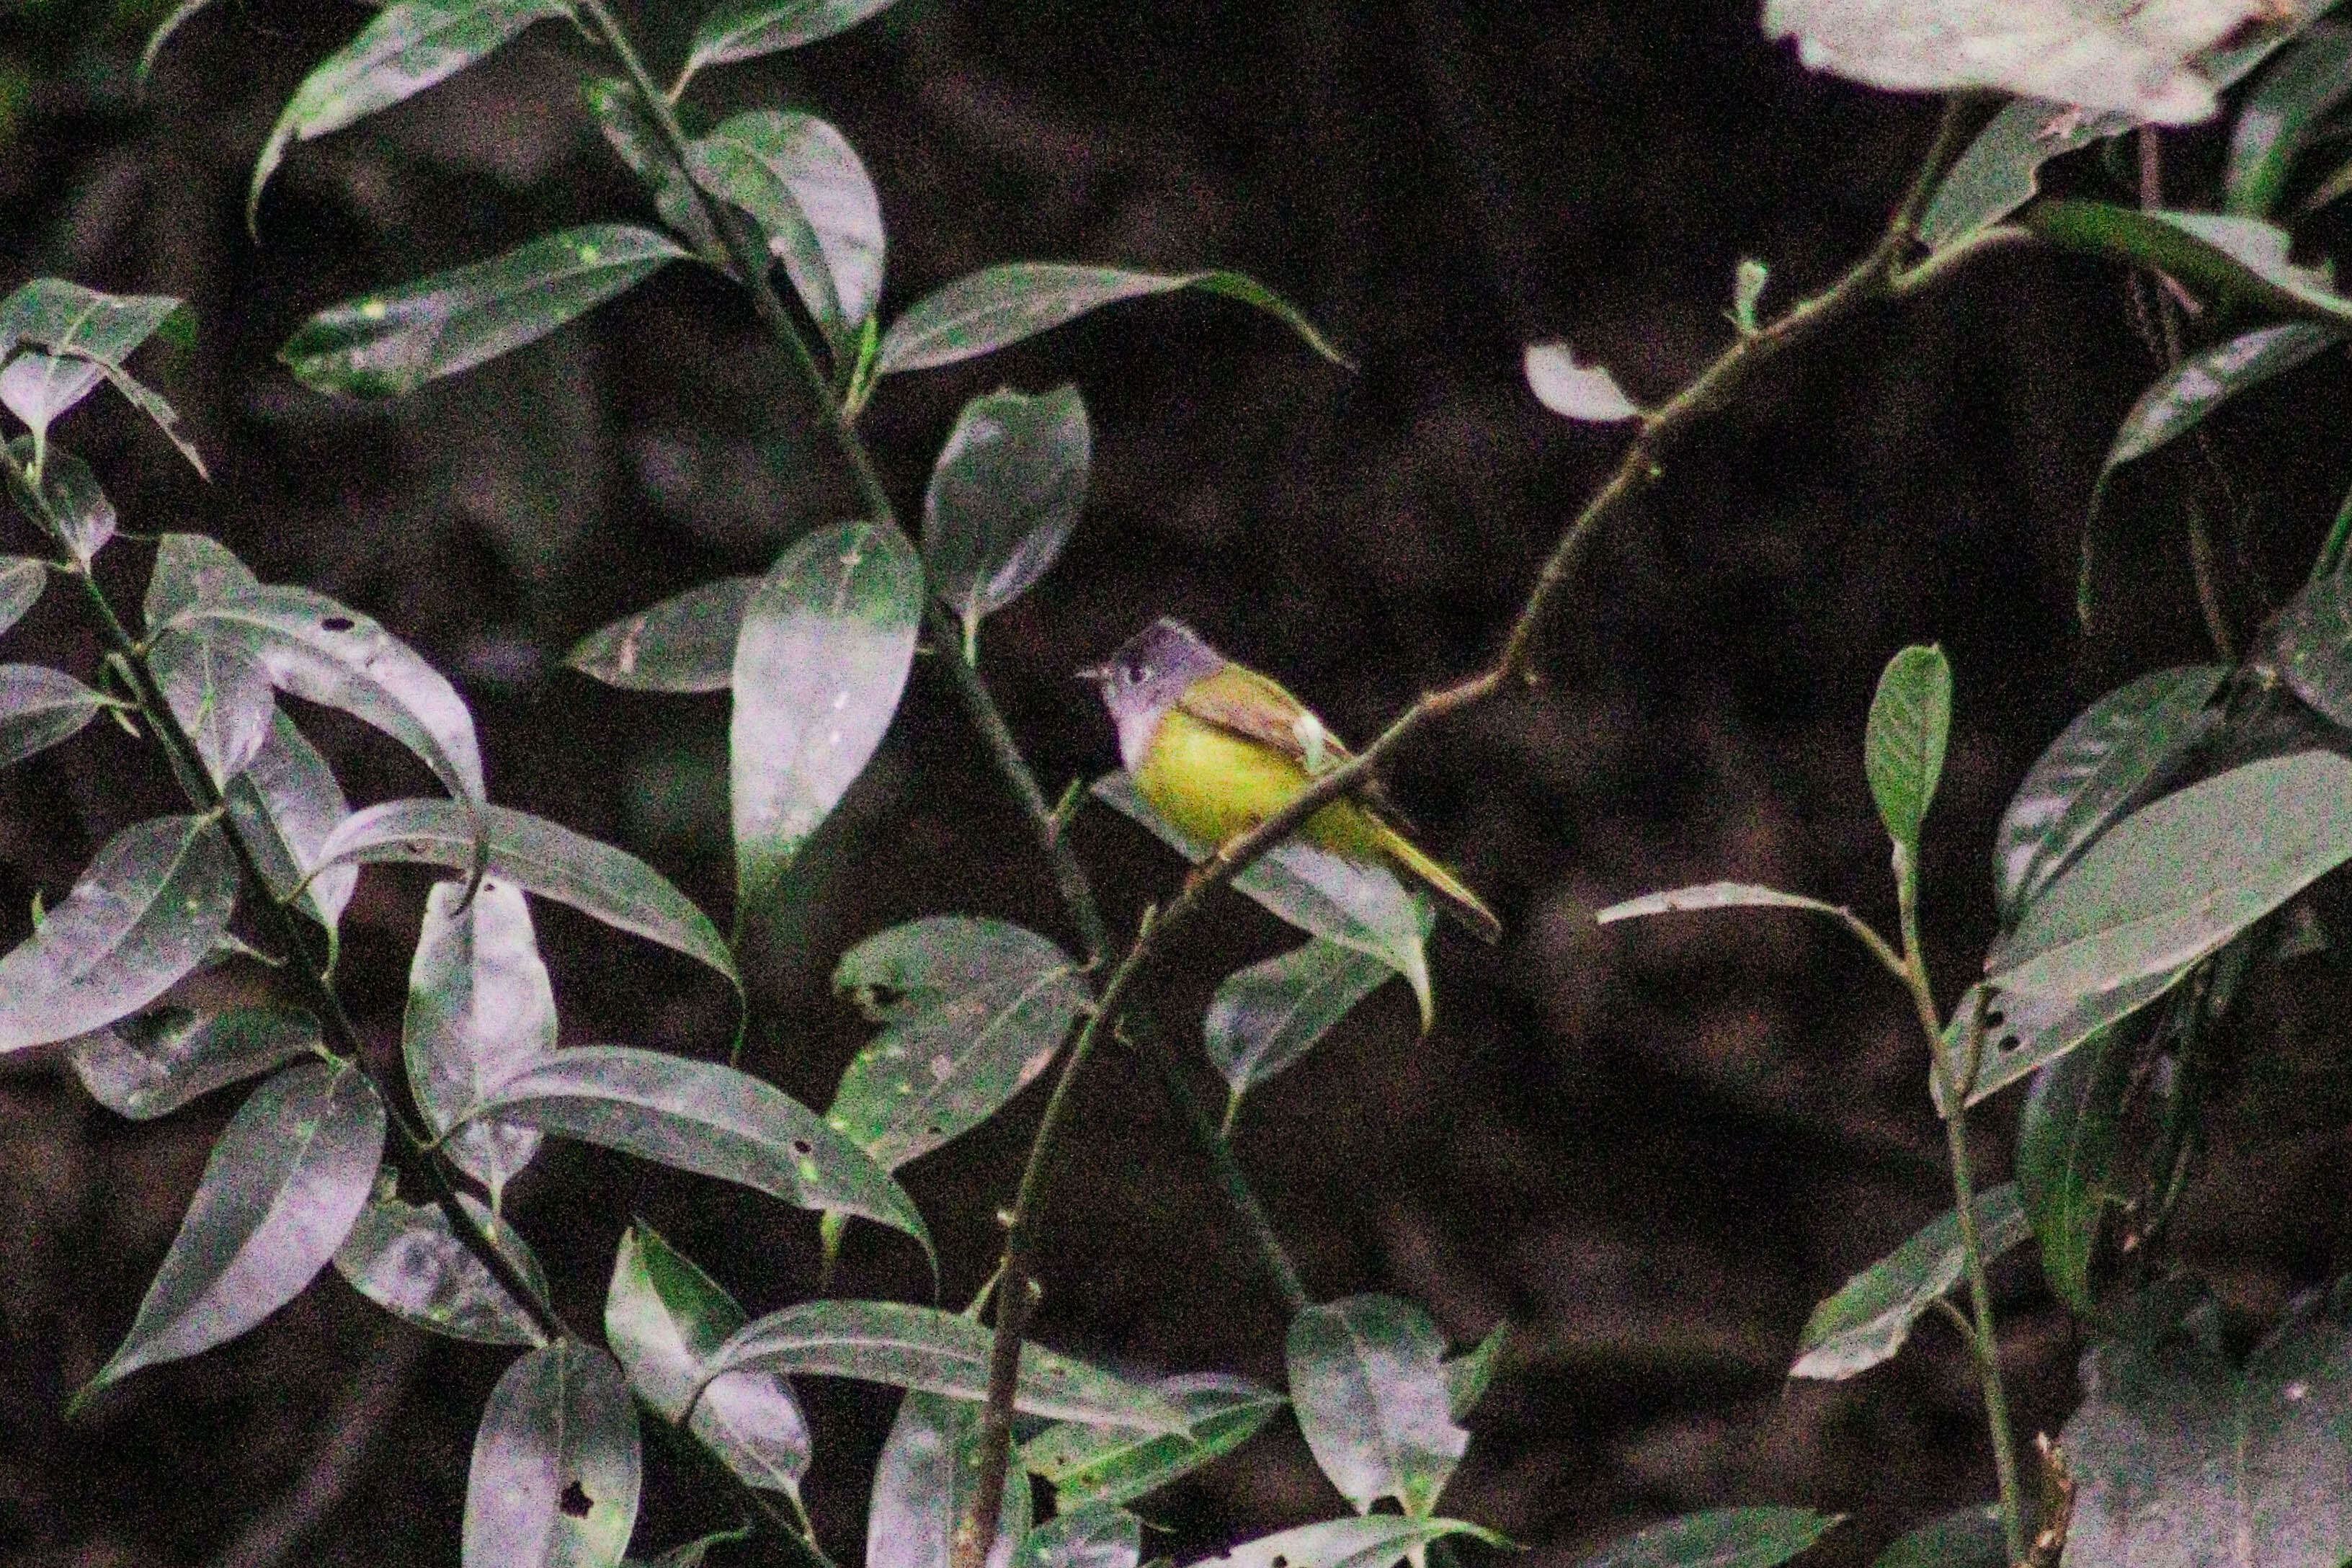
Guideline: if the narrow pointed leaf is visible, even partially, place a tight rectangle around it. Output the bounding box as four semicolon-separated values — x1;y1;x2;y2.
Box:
0;664;106;770
1195;1518;1507;1568
143;532;258;631
335;1183;548;1345
406;878;554;1200
1595;881;1858;926
688;110;884;338
1868;1506;2005;1568
1205;939;1393;1101
707;1300;1188;1433
2273;570;2352;729
1288;1294;1467;1517
569;575;760;692
1791;1185;2029;1381
686;0;899;79
1023;1376;1284;1510
827;917;1089;1170
148;628;275;786
870;1390;1032;1568
250;0;576;223
2021;202;2352;326
1574;1510;1840;1568
1864;644;1951;852
138;0;218;79
2;351;105;440
1993;666;2227;927
876;263;1349;376
1922;98;2134;252
463;1340;641;1568
2227;28;2352;216
280;226;687;398
1524;343;1639;422
461;1047;930;1256
69;1005;319;1121
89;1059;383;1391
1017;1510;1141;1568
1443;1322;1510;1421
0;815;238;1054
226;710;358;930
923;386;1090;633
314;798;735;983
2098;324;2342;489
731;520;922;912
0;556;45;637
584;79;721;259
2017;1025;2132;1315
4;445;117;564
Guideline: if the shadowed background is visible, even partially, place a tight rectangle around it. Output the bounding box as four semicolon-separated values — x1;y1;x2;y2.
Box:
3;2;2350;1566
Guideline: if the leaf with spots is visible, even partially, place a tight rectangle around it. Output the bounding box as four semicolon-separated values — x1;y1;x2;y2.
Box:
406;878;556;1206
867;1390;1032;1568
568;574;760;693
463;1340;641;1568
1023;1375;1285;1510
1287;1294;1469;1517
69;1004;319;1121
334;1182;549;1346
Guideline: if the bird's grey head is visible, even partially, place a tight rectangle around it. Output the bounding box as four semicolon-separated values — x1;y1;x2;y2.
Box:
1078;618;1229;772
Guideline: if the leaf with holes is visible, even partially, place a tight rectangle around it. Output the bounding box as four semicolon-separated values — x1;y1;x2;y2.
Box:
460;1047;930;1257
4;445;116;564
584;79;721;259
684;0;901;84
1791;1185;2029;1381
1023;1376;1283;1510
2023;202;2352;326
707;1300;1188;1433
280;226;687;398
406;878;554;1204
69;1005;319;1121
0;664;106;771
1016;1510;1141;1568
0;280;202;474
0;556;45;637
731;520;922;913
568;575;760;693
876;263;1349;375
86;1060;383;1394
1193;1518;1509;1568
1288;1294;1468;1517
605;1224;809;1497
688;110;884;347
869;1390;1032;1568
0;815;238;1054
2018;1025;2132;1316
1864;644;1951;855
335;1182;548;1346
226;711;358;931
1523;343;1639;422
923;386;1090;639
1943;969;2189;1111
1576;1511;1841;1568
463;1340;640;1568
147;627;275;787
1205;938;1394;1107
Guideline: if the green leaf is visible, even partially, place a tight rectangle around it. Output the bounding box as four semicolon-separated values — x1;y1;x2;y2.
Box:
1864;644;1952;853
2062;1280;2352;1568
250;0;576;226
0;815;238;1054
1868;1507;2005;1568
2227;27;2352;216
2;351;105;444
2016;1025;2132;1316
0;663;106;770
2273;569;2352;729
148;626;275;787
876;263;1350;377
88;1059;384;1393
1205;938;1394;1105
684;0;904;82
1573;1510;1841;1568
1443;1322;1509;1421
688;110;885;343
1523;342;1639;422
706;1299;1188;1433
0;280;202;475
1954;967;2190;1109
731;520;922;912
226;711;359;931
2021;202;2352;326
68;1004;319;1121
1921;98;2135;253
1989;752;2352;998
1091;772;1434;1027
1193;1518;1507;1568
1288;1294;1469;1518
1732;259;1769;334
584;79;721;259
4;445;117;564
1017;1509;1141;1568
334;1182;548;1345
460;1046;931;1256
407;878;555;1204
0;556;45;637
316;798;737;986
922;386;1090;637
143;532;258;632
629;1532;750;1568
1790;1184;2029;1381
868;1391;1033;1568
605;1223;810;1496
279;226;687;398
1992;666;2227;927
568;575;760;693
138;0;218;80
1023;1375;1285;1510
1595;881;1861;927
2097;323;2342;489
463;1340;641;1568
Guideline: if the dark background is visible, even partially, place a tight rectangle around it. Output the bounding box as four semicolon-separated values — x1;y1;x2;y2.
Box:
3;2;2350;1566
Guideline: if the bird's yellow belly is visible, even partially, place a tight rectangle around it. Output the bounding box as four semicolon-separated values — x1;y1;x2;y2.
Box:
1132;710;1384;860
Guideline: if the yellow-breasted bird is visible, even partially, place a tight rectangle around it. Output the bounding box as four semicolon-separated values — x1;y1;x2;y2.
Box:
1079;618;1502;945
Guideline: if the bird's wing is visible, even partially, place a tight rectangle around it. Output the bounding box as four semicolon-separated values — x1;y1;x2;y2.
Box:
1174;662;1408;818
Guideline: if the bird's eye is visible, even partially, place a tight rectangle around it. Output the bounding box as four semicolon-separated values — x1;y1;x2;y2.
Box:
1123;661;1147;685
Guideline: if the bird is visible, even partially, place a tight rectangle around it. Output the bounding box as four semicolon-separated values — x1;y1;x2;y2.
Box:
1078;617;1501;944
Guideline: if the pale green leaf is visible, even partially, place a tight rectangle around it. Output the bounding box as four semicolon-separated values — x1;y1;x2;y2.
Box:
1023;1376;1285;1510
923;386;1090;634
1016;1510;1141;1568
1954;968;2190;1108
1443;1322;1510;1421
1288;1294;1467;1518
2273;570;2352;729
584;79;721;259
1523;342;1639;422
143;533;259;632
688;110;884;341
1791;1185;2029;1381
226;711;359;931
2097;324;2342;490
1595;881;1858;926
868;1390;1031;1568
334;1183;548;1345
568;575;760;693
0;664;106;770
4;445;117;564
68;1005;319;1121
2227;27;2352;216
685;0;901;80
1193;1518;1507;1568
0;280;202;475
463;1340;641;1568
1920;97;2134;252
406;878;554;1203
148;626;275;787
1;351;105;442
0;556;46;637
1864;643;1951;852
2016;1026;2130;1316
1205;938;1394;1102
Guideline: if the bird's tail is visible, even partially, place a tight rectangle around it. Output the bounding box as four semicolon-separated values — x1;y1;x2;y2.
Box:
1373;822;1502;945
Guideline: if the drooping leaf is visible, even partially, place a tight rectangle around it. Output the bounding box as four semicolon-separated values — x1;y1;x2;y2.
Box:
876;263;1350;376
1790;1184;2029;1381
683;0;901;84
584;79;721;259
567;575;761;693
1523;343;1639;422
4;445;117;564
1023;1375;1285;1510
868;1390;1032;1568
143;532;258;631
279;226;688;398
1204;938;1394;1105
1921;98;2136;253
147;627;275;787
0;556;45;637
2273;569;2352;729
226;710;358;931
334;1182;549;1345
687;110;885;343
1992;666;2227;928
406;878;555;1203
87;1060;384;1393
2227;27;2352;216
0;280;202;474
1016;1510;1141;1568
827;917;1089;1171
1868;1505;2005;1568
1956;967;2191;1108
1863;644;1951;855
922;386;1090;638
316;798;736;984
2017;1025;2132;1316
0;815;238;1054
1572;1510;1841;1568
1091;773;1434;1027
2021;202;2352;326
1287;1294;1469;1518
68;1005;319;1121
2094;324;2343;498
1443;1322;1510;1421
463;1340;641;1568
460;1047;931;1256
1193;1518;1507;1568
250;0;577;224
1;351;106;445
2062;1280;2352;1568
0;663;107;770
705;1299;1188;1433
731;520;922;913
1987;752;2352;998
605;1224;810;1497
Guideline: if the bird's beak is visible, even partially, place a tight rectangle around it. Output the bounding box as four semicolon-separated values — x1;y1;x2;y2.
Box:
1072;662;1112;684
